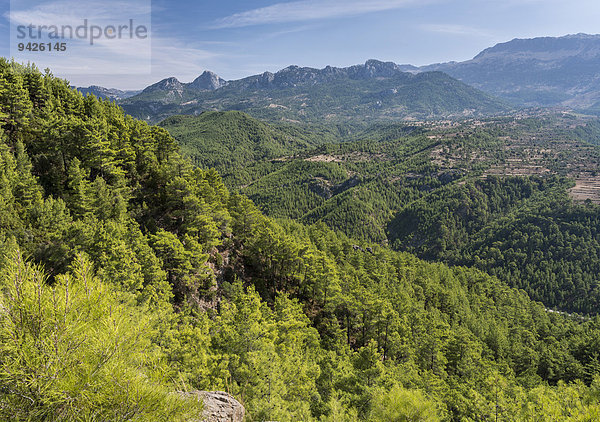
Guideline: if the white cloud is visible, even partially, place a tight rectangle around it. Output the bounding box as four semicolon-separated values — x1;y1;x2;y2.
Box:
212;0;434;29
8;0;151;27
6;0;236;88
8;0;152;75
420;24;493;38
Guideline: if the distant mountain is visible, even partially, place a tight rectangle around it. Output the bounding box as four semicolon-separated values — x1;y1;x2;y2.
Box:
422;34;600;108
119;60;509;123
100;34;600;114
226;60;419;89
190;71;228;91
76;85;141;100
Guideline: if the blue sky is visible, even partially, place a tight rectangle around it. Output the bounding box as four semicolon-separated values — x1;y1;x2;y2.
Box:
2;0;600;89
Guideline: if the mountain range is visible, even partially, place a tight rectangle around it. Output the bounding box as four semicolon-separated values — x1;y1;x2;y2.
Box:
423;33;600;108
75;85;141;100
77;33;600;123
118;60;507;123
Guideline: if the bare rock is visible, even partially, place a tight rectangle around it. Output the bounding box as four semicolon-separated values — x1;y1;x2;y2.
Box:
181;391;245;422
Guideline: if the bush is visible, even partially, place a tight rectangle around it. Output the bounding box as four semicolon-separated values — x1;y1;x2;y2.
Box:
369;385;440;422
0;251;200;421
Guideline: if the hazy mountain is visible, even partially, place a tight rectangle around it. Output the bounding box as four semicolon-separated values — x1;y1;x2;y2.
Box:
76;71;227;104
100;34;600;114
119;60;508;123
76;85;141;100
422;33;600;108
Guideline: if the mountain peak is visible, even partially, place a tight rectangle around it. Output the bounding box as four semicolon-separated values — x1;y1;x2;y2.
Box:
364;59;395;67
143;77;183;93
190;71;227;91
343;59;405;79
161;77;181;84
473;33;600;61
279;65;300;72
561;33;600;40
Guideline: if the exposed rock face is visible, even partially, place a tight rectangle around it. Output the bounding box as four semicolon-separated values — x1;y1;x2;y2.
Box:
143;77;184;93
75;85;141;100
235;60;415;89
348;59;407;79
191;71;228;91
183;391;245;422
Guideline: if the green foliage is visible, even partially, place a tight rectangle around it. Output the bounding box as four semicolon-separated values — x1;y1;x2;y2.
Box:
209;283;321;421
0;251;200;421
159;111;319;187
369;386;441;422
2;59;600;421
389;176;600;314
165;110;600;315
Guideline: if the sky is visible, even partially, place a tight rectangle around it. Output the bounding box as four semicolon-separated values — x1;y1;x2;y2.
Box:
1;0;600;89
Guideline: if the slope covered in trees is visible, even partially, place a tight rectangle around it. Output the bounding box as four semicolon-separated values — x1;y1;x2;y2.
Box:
388;176;600;315
159;111;321;187
3;59;600;421
162;110;600;315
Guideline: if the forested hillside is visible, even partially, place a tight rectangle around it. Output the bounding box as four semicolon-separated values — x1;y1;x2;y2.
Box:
159;111;323;186
3;59;600;421
388;176;600;315
162;111;600;316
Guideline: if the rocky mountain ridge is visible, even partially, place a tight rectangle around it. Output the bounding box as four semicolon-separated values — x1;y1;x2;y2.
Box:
118;59;507;123
421;33;600;107
75;85;141;100
97;33;600;113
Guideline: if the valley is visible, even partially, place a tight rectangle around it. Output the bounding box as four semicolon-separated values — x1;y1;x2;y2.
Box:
159;108;600;315
5;30;600;422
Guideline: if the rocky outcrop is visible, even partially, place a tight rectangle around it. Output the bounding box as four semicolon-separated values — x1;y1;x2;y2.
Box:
182;391;245;422
143;77;184;93
190;71;228;91
234;60;415;90
75;85;141;100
